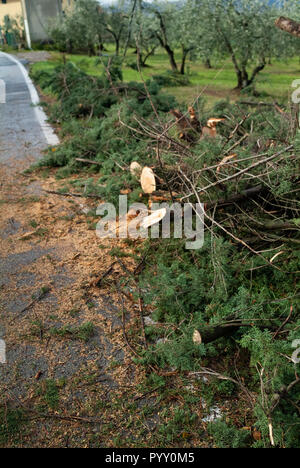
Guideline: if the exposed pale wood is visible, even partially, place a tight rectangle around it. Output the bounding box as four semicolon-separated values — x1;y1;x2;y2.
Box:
130;161;142;178
140;167;156;194
275;16;300;38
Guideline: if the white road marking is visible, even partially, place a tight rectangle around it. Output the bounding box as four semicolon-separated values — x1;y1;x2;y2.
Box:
0;52;59;146
0;79;5;103
0;339;6;364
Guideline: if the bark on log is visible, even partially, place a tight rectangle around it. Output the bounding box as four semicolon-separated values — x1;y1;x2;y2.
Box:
193;317;275;345
275;17;300;38
193;318;243;345
204;184;266;209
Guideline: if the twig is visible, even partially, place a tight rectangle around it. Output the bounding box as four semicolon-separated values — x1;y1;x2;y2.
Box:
43;189;101;199
75;158;101;166
95;262;117;287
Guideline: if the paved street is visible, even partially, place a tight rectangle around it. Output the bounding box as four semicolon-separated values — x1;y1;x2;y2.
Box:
0;52;58;167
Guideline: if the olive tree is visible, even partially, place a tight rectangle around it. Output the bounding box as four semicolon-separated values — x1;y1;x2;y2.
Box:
50;0;105;54
198;0;298;90
131;9;159;67
104;6;128;56
145;1;198;74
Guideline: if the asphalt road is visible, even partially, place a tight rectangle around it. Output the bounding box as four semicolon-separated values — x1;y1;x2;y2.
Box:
0;52;58;166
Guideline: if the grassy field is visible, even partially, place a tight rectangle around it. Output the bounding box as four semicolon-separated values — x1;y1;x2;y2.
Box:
31;45;300;108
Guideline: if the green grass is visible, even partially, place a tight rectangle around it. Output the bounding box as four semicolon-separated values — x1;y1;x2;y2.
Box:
31;46;300;107
0;407;26;446
49;322;95;342
36;379;60;410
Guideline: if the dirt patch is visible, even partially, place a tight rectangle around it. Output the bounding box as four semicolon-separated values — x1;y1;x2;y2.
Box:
13;51;51;64
0;162;150;447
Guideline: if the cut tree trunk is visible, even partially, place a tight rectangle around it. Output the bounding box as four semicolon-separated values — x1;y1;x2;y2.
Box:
275;17;300;38
193;317;244;345
193;317;275;345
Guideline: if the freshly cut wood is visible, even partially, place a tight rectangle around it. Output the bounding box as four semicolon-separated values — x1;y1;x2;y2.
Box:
201;118;225;139
188;106;201;132
216;153;237;173
140;208;167;229
275;17;300;38
140;167;156;194
207;118;225;127
130;161;142;178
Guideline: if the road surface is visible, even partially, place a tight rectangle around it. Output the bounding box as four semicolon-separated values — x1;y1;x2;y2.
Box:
0;51;58;167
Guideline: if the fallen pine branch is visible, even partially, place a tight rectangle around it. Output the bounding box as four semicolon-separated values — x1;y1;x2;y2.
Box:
183;145;294;198
193;316;276;345
204;184;266;209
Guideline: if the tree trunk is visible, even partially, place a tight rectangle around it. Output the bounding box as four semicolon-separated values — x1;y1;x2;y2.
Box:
155;10;178;73
248;59;266;86
165;44;178;72
115;38;120;56
141;47;156;67
241;66;249;89
234;60;266;90
204;58;212;69
204;185;266;209
275;17;300;38
180;46;188;75
235;69;244;90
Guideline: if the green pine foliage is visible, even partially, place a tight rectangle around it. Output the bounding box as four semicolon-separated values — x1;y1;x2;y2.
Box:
31;61;176;196
208;421;251;448
31;56;300;447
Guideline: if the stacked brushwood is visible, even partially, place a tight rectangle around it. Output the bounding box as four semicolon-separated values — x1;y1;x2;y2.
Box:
117;93;300;349
31;48;300;447
121;100;300;255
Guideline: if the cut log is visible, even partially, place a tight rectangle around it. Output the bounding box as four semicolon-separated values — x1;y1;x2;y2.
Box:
130;161;142;178
193;315;276;345
140;167;156;194
193;318;243;345
275;17;300;38
170;109;195;141
201;118;225;139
